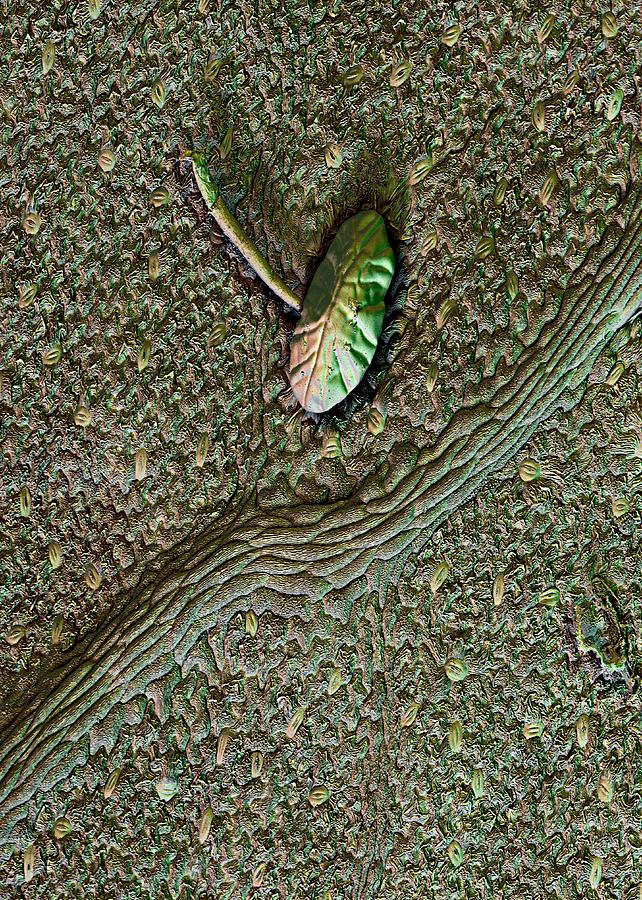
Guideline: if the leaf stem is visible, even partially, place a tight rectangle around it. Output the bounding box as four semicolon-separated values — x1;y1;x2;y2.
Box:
187;153;302;313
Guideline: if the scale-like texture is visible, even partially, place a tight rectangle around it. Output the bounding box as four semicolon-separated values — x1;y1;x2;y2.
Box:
2;1;642;898
288;210;394;412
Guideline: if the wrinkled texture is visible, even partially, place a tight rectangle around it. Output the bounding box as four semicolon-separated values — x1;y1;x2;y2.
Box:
1;0;642;898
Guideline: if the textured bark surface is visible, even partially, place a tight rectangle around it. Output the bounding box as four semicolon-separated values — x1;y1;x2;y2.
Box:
2;1;642;897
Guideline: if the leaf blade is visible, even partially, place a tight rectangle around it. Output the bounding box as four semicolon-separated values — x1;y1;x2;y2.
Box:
288;211;394;413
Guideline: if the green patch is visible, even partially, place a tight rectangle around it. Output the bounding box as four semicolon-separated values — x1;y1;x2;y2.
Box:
288;210;395;413
575;576;630;674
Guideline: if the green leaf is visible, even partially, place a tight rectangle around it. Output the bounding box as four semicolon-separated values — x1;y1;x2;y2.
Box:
288;210;395;413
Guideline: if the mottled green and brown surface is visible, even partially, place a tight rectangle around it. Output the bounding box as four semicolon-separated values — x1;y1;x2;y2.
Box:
2;1;642;898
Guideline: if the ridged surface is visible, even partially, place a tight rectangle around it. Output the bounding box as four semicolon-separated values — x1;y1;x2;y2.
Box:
2;193;642;892
2;0;642;896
